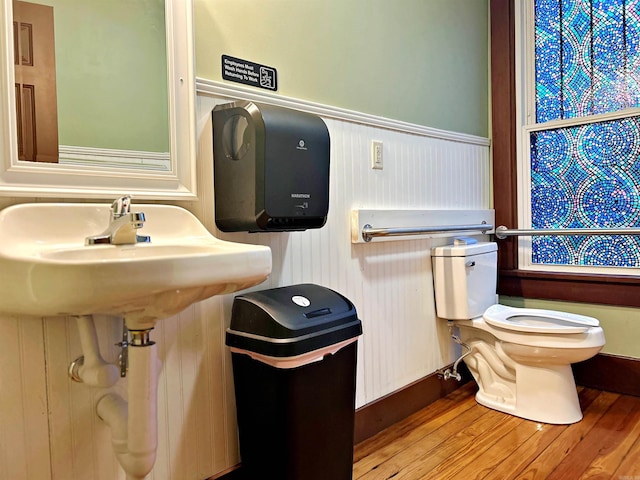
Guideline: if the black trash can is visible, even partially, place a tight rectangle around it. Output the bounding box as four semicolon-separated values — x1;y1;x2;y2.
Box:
226;284;362;480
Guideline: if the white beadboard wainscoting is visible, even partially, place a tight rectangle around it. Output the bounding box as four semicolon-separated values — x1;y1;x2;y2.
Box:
0;86;491;480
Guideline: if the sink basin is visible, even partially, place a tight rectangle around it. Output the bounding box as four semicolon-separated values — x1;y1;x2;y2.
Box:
0;202;272;328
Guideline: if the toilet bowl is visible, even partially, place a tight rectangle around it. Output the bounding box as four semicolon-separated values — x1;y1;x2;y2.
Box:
432;241;605;424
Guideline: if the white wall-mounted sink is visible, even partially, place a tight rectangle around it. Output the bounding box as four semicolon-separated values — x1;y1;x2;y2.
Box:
0;202;271;328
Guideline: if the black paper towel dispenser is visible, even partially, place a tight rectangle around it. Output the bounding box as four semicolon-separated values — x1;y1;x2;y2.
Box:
212;101;330;232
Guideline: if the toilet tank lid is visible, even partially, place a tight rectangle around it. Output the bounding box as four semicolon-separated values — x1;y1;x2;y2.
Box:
432;241;497;257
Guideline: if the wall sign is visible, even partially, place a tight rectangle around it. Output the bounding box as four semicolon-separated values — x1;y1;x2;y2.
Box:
222;55;278;91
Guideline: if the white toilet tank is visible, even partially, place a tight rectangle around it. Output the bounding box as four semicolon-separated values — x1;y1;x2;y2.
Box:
432;240;498;319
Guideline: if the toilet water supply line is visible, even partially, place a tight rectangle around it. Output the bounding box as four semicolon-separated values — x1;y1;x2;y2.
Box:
442;321;474;381
69;315;160;480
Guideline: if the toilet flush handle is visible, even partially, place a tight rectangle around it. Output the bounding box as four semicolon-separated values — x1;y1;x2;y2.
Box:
465;260;476;267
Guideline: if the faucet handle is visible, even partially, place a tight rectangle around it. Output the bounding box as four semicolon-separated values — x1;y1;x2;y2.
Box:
111;195;132;219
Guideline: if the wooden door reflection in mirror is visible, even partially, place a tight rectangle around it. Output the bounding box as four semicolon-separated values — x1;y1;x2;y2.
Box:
13;0;58;162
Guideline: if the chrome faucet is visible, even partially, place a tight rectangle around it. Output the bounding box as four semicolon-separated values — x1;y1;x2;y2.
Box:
85;195;151;245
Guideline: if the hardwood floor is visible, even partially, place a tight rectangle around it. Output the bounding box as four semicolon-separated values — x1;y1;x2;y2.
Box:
353;382;640;480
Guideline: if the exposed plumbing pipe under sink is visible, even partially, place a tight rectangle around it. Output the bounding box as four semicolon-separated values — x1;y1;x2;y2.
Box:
69;316;161;480
68;315;120;387
97;334;159;480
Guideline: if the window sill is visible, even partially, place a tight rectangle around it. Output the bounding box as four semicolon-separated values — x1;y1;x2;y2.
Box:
498;269;640;307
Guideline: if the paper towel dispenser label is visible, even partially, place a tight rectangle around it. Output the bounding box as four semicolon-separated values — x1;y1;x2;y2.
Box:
222;55;278;91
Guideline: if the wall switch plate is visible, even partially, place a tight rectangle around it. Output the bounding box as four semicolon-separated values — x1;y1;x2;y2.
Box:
371;140;383;170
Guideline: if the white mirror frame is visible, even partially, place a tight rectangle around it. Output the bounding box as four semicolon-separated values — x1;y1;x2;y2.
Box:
0;0;197;200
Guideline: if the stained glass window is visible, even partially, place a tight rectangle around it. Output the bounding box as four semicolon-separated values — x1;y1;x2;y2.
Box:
530;0;640;268
535;0;640;122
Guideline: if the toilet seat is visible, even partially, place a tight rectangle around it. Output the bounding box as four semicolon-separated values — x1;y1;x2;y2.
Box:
483;304;600;334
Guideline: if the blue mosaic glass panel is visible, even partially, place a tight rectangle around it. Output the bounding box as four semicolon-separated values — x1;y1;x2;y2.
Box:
534;0;640;122
530;116;640;266
532;1;640;268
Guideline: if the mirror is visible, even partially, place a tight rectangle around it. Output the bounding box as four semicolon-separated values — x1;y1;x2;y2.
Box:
0;0;196;199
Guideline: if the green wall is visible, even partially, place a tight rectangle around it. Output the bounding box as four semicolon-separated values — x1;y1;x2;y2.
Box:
37;0;169;152
501;297;640;358
194;0;489;138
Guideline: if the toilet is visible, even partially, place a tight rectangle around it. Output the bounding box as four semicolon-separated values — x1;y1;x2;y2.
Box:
431;239;605;424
